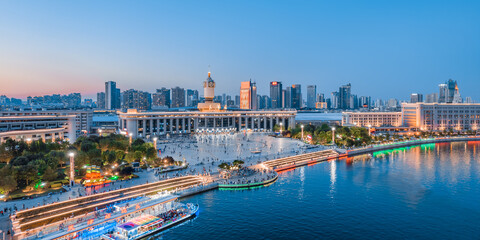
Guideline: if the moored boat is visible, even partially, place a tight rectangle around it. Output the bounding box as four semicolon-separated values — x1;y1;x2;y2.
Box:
102;203;199;240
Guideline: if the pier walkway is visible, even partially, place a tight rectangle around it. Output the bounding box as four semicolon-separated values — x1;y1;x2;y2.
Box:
262;149;339;172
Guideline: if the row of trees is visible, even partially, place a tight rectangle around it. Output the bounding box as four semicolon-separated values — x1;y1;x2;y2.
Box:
286;124;373;147
0;134;158;195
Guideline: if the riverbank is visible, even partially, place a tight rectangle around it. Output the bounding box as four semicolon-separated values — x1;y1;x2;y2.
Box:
345;136;480;156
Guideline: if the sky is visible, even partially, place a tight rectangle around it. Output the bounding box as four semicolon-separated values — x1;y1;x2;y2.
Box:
0;0;479;101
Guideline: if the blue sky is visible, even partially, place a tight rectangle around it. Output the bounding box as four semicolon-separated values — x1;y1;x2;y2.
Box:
0;0;479;101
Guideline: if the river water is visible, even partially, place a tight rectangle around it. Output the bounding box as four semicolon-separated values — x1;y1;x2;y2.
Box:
159;141;480;239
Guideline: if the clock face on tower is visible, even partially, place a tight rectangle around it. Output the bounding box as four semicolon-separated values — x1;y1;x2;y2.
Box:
208;82;215;88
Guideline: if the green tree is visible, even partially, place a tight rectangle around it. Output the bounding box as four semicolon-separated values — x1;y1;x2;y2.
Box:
0;165;17;194
43;166;58;182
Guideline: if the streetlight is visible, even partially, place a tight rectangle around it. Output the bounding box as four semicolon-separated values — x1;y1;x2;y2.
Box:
153;137;158;149
279;122;283;134
98;129;102;136
368;124;372;136
129;133;133;145
301;125;304;141
69;152;75;187
331;127;336;145
26;138;32;144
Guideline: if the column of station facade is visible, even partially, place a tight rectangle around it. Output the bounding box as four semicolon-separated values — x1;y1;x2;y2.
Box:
119;110;296;139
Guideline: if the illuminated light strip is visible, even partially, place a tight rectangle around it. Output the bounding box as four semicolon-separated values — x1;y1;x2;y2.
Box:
16;177;202;227
16;175;195;216
267;153;339;169
16;176;199;223
16;175;194;216
262;150;338;165
17;178;203;230
38;196;178;240
264;152;338;167
17;179;202;233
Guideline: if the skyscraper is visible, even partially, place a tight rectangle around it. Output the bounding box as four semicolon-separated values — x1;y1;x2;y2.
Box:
240;80;257;110
270;81;283;109
425;93;438;103
171;87;186;108
438;84;447;103
186;89;199;107
122;89;151;110
291;84;302;109
410;93;423;103
338;83;351;110
331;92;339;109
446;79;457;103
152;88;171;108
105;81;121;110
306;85;317;109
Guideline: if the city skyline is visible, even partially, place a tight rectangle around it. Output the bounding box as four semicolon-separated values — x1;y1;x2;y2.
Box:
1;1;480;100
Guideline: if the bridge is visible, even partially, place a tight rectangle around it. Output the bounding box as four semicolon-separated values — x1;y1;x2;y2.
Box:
262;149;339;172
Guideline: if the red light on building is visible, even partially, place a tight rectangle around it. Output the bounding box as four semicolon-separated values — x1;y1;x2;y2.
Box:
271;81;278;85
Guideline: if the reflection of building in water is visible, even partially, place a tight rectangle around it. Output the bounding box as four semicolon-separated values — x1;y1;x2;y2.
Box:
119;72;296;139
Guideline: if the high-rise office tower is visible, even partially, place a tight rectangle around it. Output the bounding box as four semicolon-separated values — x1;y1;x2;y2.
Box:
425;93;438;103
438;84;447;103
284;87;292;108
306;85;317;109
331;92;339;109
235;95;240;106
317;93;325;103
446;79;456;103
186;89;199;107
338;83;351;110
291;84;302;109
152;88;171;108
171;87;186;108
105;81;121;110
240;80;257;110
410;93;423;103
270;81;283;109
122;89;151;110
96;92;106;109
359;96;371;109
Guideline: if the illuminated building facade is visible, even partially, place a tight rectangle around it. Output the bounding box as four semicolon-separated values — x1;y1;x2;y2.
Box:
0;115;77;143
240;81;257;110
342;112;402;127
342;103;480;132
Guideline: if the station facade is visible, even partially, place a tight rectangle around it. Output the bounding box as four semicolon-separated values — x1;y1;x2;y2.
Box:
118;109;296;138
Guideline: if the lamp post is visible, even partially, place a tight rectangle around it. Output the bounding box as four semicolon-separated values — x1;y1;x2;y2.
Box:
301;125;304;141
69;152;75;187
129;133;133;145
98;129;102;136
279;122;283;134
331;127;336;145
26;138;32;145
368;124;372;136
153;137;158;149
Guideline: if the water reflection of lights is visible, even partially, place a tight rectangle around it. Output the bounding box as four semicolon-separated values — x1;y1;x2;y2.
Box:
299;167;305;199
329;160;337;197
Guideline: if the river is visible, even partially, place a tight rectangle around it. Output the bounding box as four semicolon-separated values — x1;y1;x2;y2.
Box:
158;141;480;239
